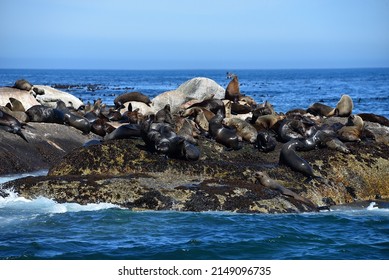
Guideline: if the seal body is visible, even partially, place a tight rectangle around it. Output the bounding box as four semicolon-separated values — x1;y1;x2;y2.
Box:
209;112;241;150
256;131;277;152
114;92;151;109
337;115;364;142
279;139;315;178
225;75;240;102
0;109;28;141
223;117;257;143
255;171;317;211
26;105;65;124
13;79;33;91
307;102;334;116
328;95;353;117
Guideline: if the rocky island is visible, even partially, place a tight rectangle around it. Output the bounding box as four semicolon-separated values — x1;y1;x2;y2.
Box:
1;77;389;213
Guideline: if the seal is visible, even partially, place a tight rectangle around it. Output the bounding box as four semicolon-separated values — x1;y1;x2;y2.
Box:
254;171;317;211
181;107;210;132
56;101;91;134
188;99;225;116
254;114;285;131
7;97;26;112
209;110;241;150
26;105;65;124
114;92;151;109
279;139;316;178
256;131;277;152
225;75;241;102
307;102;334;116
231;102;252;115
223;117;257;143
13;79;33;91
0;108;28;141
358;113;389;127
104;124;141;141
327;94;353;117
155;104;174;126
337;114;364;142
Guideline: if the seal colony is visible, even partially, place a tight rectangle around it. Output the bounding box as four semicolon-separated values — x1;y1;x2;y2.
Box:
1;75;389;213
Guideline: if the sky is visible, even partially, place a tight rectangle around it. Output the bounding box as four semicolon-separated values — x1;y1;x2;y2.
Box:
1;0;388;69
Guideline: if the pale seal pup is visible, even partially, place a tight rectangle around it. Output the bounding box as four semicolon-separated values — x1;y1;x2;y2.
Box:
327;94;353;117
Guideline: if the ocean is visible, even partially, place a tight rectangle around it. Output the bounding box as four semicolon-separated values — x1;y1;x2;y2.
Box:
0;68;389;260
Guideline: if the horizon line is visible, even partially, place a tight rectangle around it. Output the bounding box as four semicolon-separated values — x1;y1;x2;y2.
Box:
1;66;389;71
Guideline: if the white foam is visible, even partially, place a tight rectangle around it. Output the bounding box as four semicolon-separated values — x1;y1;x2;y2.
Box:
0;189;121;214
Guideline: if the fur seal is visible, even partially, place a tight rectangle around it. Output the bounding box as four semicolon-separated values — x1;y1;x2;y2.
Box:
225;75;241;102
255;171;317;211
114;92;151;109
181;107;210;132
358;113;389;127
307;102;334;117
254;114;285;131
279;139;316;178
223;117;257;143
188;99;225;116
327;94;353;117
209;110;241;150
337;114;364;142
7;97;26;112
13;79;33;91
0;109;28;141
256;131;277;152
231;102;252;115
26;105;65;124
56;101;91;134
104;124;141;141
155;104;174;126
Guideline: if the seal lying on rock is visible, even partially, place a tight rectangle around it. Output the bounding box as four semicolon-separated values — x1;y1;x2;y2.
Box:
255;171;317;211
13;79;33;91
209;110;241;150
337;115;364;142
279;139;316;179
0;108;28;141
114;92;151;109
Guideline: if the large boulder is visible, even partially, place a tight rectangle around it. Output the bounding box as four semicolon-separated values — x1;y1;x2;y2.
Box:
152;78;226;113
177;77;225;100
33;85;84;109
0;87;40;110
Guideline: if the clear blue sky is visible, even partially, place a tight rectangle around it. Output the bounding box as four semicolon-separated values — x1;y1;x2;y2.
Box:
1;0;388;69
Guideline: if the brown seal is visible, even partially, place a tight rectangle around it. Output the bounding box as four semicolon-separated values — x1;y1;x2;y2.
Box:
307;102;334;116
337;114;364;142
114;92;151;109
223;117;257;143
254;114;285;131
225;75;240;102
255;171;317;211
13;79;33;91
327;94;353;117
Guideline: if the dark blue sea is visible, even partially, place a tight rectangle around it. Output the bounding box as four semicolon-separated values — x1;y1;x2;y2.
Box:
1;69;389;260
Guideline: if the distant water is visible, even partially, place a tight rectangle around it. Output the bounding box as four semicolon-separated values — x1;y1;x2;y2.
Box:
1;68;388;117
1;69;389;260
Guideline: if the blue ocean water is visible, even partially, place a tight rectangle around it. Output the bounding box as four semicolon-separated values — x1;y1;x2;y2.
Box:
1;68;389;260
